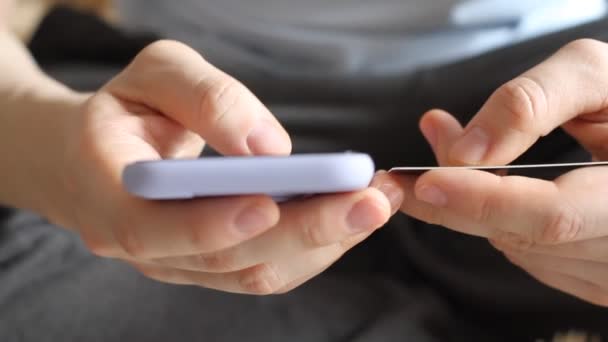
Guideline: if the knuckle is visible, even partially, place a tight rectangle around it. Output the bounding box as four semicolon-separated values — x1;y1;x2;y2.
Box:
303;224;327;247
81;232;116;258
180;210;219;253
538;204;585;244
136;39;192;65
299;208;328;247
495;231;535;253
71;101;101;166
113;223;146;259
239;263;284;295
422;205;445;227
185;222;207;252
495;76;547;135
198;77;244;126
564;39;608;64
563;39;608;101
194;251;238;272
475;191;495;226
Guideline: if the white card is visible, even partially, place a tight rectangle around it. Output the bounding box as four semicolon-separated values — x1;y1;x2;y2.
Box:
389;161;608;175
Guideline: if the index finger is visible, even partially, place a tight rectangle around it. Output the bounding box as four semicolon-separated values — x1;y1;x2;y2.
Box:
106;40;291;157
449;39;608;166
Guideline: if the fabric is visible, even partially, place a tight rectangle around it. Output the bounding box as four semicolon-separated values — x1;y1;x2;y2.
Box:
28;6;158;67
0;210;497;341
116;0;606;77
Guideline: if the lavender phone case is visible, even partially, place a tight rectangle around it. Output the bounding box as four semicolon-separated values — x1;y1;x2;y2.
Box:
123;152;375;201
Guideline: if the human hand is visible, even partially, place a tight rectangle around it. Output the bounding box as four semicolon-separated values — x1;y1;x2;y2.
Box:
42;40;402;295
396;39;608;306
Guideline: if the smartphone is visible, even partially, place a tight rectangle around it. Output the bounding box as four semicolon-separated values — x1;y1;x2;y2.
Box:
122;152;375;201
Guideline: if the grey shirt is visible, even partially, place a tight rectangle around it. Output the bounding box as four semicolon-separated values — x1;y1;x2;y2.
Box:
118;0;606;77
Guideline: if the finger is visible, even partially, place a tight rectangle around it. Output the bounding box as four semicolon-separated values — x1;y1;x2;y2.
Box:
505;251;608;296
488;167;608;258
274;264;333;294
449;39;608;166
267;230;369;294
372;170;406;215
151;184;392;272
396;172;493;237
89;195;280;260
562;109;608;161
514;265;608;307
491;235;608;264
134;243;351;295
127;107;205;159
106;40;291;156
128;108;205;159
419;109;464;166
78;93;205;183
399;168;603;244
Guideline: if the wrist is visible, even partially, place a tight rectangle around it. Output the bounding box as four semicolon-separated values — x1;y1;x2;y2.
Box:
0;77;88;219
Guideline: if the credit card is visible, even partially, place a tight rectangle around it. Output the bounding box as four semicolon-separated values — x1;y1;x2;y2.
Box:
389;161;608;176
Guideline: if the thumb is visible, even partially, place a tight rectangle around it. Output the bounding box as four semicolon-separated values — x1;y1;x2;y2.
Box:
105;40;291;157
419;109;464;166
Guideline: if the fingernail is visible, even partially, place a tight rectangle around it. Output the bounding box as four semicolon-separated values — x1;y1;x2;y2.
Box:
416;185;447;207
346;198;384;233
247;120;289;155
375;183;404;213
450;126;489;165
235;203;275;235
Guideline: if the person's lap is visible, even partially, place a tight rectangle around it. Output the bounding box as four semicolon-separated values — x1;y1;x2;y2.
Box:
0;209;480;342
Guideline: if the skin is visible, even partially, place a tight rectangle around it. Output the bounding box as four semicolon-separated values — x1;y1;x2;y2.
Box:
397;39;608;307
0;10;403;295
